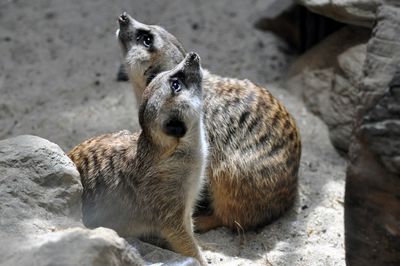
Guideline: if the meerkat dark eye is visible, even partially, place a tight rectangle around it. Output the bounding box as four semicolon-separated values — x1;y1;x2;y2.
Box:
142;35;153;48
170;79;181;94
137;33;153;48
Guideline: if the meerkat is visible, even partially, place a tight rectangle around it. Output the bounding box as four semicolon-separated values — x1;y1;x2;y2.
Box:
69;53;207;265
116;13;301;232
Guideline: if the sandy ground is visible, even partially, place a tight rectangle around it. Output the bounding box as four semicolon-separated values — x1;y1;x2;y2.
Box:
0;0;345;265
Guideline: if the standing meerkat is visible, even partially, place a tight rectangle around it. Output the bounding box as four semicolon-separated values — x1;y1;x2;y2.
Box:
69;53;207;265
117;13;301;232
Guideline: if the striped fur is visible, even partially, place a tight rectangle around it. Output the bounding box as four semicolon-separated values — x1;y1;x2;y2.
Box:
117;13;302;232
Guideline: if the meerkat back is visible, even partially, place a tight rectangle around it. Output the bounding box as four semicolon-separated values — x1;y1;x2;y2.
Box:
68;130;138;233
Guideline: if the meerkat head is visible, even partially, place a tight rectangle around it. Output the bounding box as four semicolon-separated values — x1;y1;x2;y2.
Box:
117;12;186;101
139;52;203;146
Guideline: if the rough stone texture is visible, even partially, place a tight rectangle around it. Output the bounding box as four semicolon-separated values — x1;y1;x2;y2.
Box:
323;44;366;152
345;3;400;266
0;135;82;256
298;0;381;27
3;228;144;266
287;26;370;152
361;78;400;173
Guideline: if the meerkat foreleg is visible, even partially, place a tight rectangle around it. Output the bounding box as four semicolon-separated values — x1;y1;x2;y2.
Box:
161;221;206;265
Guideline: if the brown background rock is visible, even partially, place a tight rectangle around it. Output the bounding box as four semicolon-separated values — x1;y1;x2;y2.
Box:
298;0;381;27
287;26;370;153
345;3;400;265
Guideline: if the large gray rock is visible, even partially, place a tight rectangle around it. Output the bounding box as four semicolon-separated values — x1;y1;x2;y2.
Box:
287;26;370;152
298;0;381;27
1;135;198;266
0;135;144;265
322;44;367;152
3;227;144;266
0;135;83;255
345;3;400;266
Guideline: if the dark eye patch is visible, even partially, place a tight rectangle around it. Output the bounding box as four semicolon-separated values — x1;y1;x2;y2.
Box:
136;29;151;37
136;29;153;48
170;71;185;83
170;71;190;95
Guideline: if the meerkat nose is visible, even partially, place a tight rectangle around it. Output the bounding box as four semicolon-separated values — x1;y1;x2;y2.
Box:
188;52;199;62
184;52;201;71
186;52;200;65
118;12;130;27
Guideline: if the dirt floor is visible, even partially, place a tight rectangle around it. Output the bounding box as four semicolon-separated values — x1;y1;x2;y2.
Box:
0;0;346;265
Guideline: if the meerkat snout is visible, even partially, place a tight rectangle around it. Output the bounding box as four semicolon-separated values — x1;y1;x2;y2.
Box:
118;12;129;27
117;12;152;55
141;52;202;141
159;52;202;139
116;12;187;94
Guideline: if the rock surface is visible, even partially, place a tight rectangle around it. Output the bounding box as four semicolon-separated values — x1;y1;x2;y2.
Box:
298;0;381;27
287;26;370;153
345;2;400;265
3;227;144;266
0;135;82;256
0;135;145;266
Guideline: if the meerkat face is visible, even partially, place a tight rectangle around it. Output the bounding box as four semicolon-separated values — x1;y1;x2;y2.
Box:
117;12;186;93
139;52;203;143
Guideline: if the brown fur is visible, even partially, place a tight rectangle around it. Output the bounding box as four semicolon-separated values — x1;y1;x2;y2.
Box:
197;74;301;231
69;54;207;265
116;13;302;232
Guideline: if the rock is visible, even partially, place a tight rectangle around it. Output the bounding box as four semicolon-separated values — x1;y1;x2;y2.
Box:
253;0;301;49
298;0;381;27
345;3;400;266
0;135;83;256
254;1;344;53
287;26;370;152
2;227;144;266
361;80;400;173
0;135;201;266
322;44;367;152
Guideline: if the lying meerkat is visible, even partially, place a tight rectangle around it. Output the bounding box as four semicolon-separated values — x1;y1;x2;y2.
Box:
117;12;301;232
69;53;207;265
